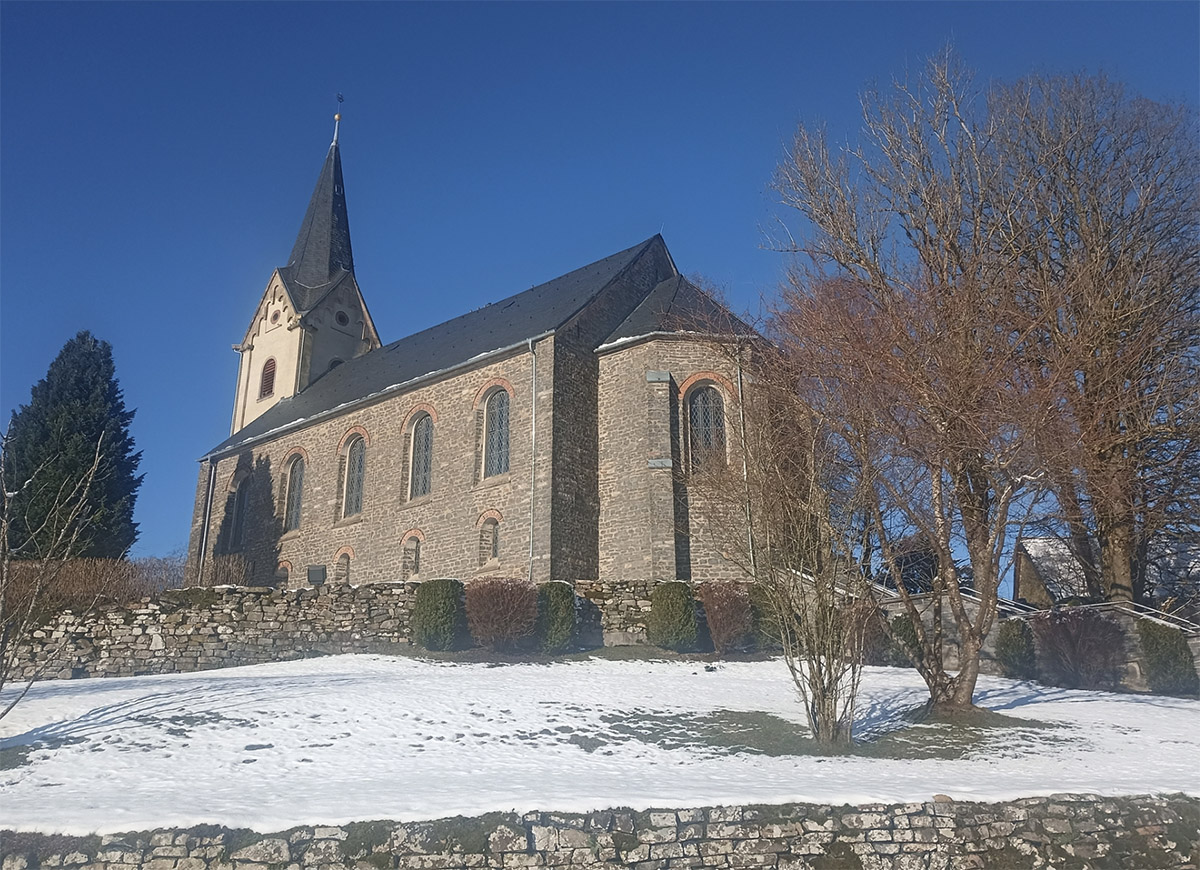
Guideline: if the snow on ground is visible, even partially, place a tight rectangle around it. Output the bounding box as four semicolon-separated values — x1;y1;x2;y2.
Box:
1;654;1197;835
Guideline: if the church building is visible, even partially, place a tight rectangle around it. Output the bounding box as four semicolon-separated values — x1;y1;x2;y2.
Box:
186;128;749;592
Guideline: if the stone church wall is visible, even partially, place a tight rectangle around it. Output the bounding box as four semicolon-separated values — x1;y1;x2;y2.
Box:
188;345;556;590
5;794;1197;870
597;337;748;589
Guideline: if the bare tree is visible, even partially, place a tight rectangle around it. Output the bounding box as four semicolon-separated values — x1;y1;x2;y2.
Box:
988;73;1200;603
0;431;124;718
771;50;1048;714
686;332;872;745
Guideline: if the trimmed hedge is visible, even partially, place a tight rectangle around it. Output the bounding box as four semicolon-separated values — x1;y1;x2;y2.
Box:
536;581;577;654
748;582;781;652
1136;619;1200;697
412;578;468;651
995;619;1038;681
646;581;698;652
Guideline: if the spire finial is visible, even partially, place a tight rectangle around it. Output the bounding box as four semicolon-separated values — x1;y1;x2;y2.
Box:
333;93;344;144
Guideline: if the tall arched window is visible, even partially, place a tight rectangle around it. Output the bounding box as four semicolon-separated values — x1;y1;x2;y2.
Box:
284;456;304;532
484;390;510;477
343;436;366;517
229;478;251;549
259;358;276;399
410;413;434;499
688;385;726;471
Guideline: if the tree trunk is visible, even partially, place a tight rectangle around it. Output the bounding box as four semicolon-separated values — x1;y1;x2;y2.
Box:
1101;517;1136;602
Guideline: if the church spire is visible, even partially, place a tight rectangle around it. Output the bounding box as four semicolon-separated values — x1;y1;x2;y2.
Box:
283;115;354;299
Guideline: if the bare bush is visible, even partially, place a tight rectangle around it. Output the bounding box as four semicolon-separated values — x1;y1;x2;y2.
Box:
698;582;752;656
465;577;538;651
5;556;181;616
1030;608;1125;690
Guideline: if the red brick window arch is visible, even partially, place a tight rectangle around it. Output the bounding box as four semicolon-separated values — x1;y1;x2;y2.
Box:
400;529;425;580
477;510;502;566
334;546;354;583
259;358;276;399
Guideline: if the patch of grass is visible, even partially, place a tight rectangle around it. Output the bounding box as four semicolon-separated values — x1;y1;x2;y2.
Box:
566;706;1064;761
0;743;36;770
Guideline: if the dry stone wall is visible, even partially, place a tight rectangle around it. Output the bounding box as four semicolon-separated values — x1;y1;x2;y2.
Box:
11;578;668;682
11;583;418;682
3;794;1197;870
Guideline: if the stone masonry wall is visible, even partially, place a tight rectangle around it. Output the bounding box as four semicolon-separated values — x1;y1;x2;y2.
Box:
187;345;556;589
11;578;671;682
10;583;417;682
3;794;1197;870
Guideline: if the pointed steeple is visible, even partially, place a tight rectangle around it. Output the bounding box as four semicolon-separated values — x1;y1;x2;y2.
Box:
282;134;354;306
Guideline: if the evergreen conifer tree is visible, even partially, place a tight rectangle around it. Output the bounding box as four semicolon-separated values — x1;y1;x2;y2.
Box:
3;331;143;558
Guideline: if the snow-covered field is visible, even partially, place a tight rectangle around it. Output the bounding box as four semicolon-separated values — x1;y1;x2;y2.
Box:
1;654;1197;835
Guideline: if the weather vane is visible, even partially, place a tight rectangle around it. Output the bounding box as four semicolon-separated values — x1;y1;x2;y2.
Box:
333;93;344;143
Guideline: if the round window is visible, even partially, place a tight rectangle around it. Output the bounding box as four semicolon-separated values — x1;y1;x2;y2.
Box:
270;310;281;324
335;311;350;327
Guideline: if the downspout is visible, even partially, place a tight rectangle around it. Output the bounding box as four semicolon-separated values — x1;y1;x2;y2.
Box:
196;460;217;585
528;338;538;582
737;352;757;581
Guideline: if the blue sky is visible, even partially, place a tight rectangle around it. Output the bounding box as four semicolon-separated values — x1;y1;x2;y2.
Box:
2;2;1197;559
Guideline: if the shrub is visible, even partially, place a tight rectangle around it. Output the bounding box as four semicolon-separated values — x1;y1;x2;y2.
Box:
748;581;781;651
1030;608;1125;690
465;577;538;651
697;583;752;656
412;578;468;651
884;614;922;668
995;619;1038;681
646;581;698;652
1136;619;1200;697
7;557;185;617
535;581;577;654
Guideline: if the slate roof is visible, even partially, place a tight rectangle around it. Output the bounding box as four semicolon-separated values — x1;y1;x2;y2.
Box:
279;140;355;313
205;235;670;458
600;275;756;349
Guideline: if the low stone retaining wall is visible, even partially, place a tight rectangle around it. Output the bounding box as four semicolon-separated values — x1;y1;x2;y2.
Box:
12;583;418;682
12;579;662;682
2;795;1197;870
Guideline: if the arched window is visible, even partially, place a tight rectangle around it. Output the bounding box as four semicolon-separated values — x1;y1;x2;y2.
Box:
484;390;510;477
343;436;366;517
688;385;726;471
259;358;276;399
335;552;351;583
284;456;304;532
229;478;251;550
410;413;434;499
479;518;499;566
401;536;422;580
